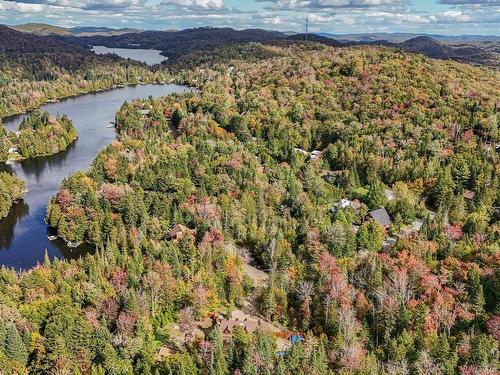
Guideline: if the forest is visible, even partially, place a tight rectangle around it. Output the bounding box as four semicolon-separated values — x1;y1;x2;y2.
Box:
0;110;78;218
1;41;499;374
16;110;78;159
0;171;25;219
0;25;169;119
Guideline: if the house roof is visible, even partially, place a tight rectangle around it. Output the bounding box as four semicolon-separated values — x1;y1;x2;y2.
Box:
351;199;362;210
218;319;258;335
385;188;395;201
368;208;392;227
156;346;175;361
463;190;475;200
166;224;195;240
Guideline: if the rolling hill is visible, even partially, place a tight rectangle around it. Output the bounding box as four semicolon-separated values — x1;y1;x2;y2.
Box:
58;27;287;61
12;23;73;36
11;23;142;37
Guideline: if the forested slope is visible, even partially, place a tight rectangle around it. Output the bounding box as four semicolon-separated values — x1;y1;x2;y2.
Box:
1;43;499;374
0;25;169;119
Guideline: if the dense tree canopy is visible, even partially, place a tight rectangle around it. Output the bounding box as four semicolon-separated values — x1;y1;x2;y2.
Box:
1;42;499;374
0;172;25;219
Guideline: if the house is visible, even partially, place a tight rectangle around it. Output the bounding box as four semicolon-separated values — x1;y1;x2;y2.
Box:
385;188;395;201
399;219;424;238
351;199;362;211
463;190;475;200
365;208;392;228
383;236;397;250
218;319;258;337
332;198;352;212
321;170;344;185
310;150;322;161
294;147;309;156
156;346;175;362
166;224;196;241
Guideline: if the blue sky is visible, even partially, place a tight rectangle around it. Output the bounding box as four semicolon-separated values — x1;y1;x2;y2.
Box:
1;0;499;35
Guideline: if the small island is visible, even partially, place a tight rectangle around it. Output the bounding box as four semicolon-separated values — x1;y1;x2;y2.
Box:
8;110;78;159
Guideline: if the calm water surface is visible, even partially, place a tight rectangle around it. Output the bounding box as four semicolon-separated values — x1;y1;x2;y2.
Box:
0;84;190;269
92;46;166;65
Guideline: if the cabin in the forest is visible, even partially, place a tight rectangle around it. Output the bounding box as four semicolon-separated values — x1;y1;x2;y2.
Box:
218;319;258;337
365;208;392;229
463;190;475;200
166;224;196;241
310;150;322;161
156;346;175;362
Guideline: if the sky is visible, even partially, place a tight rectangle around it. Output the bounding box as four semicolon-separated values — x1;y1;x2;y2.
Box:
0;0;499;35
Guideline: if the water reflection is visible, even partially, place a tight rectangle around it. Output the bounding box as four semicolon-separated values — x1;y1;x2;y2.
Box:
0;200;29;249
16;141;77;183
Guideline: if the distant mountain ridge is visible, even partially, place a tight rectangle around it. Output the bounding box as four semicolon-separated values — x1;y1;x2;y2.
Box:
12;23;142;37
0;25;129;73
4;23;498;69
57;27;286;61
319;32;500;43
341;35;499;69
0;25;88;56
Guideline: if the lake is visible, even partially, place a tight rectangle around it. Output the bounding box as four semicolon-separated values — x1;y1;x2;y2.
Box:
0;84;191;270
92;46;166;65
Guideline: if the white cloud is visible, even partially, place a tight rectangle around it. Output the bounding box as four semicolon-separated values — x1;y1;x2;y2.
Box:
161;0;225;10
0;0;498;35
0;1;45;11
257;0;404;10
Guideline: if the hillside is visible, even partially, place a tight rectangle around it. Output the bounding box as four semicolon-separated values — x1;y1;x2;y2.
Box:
0;24;168;118
54;26;499;68
11;23;142;37
58;27;287;60
17;42;496;374
12;23;73;36
328;35;500;69
0;25;88;57
319;32;500;43
70;26;143;36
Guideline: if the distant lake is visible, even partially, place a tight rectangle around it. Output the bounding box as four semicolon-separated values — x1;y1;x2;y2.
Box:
92;46;166;65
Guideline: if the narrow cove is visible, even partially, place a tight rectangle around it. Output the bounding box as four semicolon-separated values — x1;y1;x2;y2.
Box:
0;84;191;269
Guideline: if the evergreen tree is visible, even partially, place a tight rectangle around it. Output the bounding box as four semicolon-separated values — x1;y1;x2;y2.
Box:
468;269;485;316
4;323;28;364
366;180;387;209
209;331;228;375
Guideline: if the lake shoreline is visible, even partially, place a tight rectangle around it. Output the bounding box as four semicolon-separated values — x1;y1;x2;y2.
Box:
0;83;191;270
1;81;172;128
